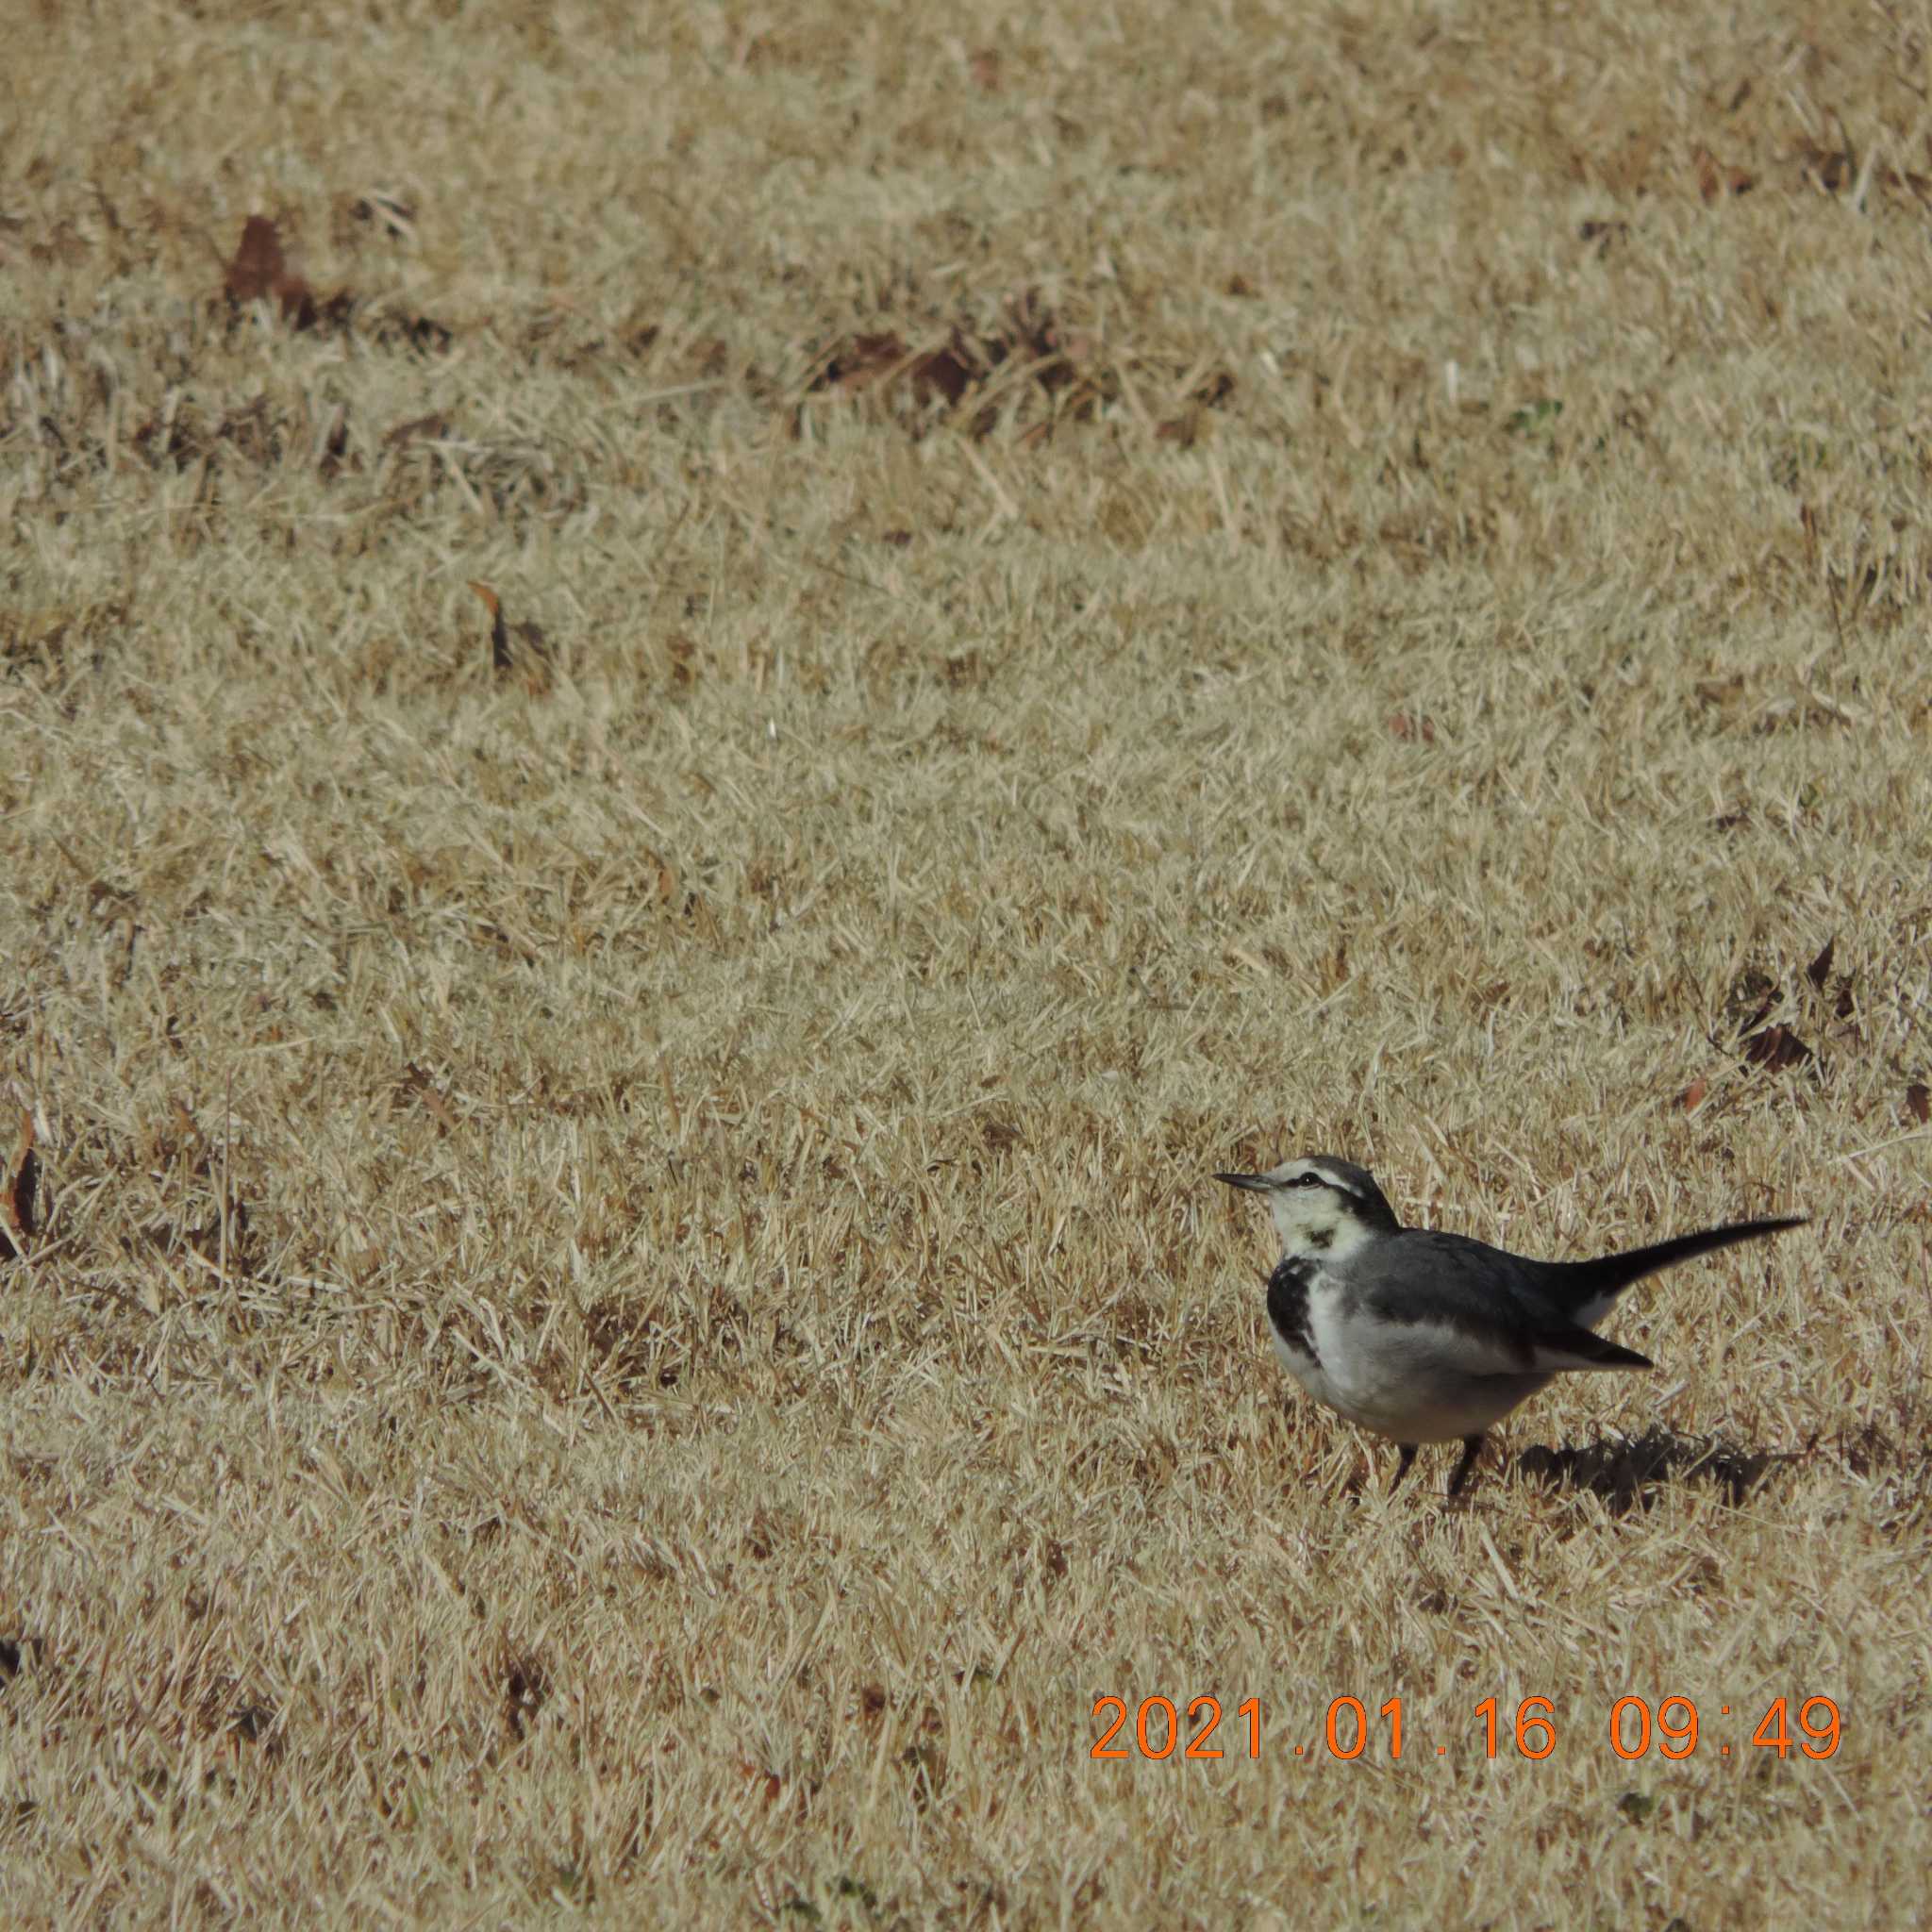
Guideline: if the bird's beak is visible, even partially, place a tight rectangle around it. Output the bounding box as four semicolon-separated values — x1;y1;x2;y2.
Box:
1214;1172;1271;1191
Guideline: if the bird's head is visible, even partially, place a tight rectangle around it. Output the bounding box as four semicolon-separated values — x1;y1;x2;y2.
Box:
1214;1155;1401;1259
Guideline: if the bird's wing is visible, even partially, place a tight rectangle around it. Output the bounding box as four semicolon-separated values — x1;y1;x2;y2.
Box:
1349;1231;1656;1375
1523;1325;1654;1373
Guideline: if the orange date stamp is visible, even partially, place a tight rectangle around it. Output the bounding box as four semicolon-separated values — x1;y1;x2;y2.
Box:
1090;1693;1842;1763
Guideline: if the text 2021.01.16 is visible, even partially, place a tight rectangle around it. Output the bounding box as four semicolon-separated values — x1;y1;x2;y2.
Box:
1089;1695;1842;1762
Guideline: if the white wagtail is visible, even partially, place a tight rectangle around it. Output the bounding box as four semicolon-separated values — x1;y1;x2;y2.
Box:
1216;1155;1804;1497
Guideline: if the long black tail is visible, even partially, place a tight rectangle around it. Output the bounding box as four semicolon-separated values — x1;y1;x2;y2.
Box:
1552;1216;1805;1319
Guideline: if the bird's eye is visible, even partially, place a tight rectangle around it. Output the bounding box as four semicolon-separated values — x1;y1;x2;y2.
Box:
1295;1174;1323;1189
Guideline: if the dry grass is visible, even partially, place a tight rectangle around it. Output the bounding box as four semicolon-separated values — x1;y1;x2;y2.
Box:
4;0;1931;1923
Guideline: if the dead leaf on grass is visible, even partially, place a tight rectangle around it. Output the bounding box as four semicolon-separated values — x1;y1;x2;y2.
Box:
907;343;975;408
0;1110;37;1259
171;1098;207;1157
1907;1082;1930;1125
1805;936;1835;992
225;215;316;325
1792;132;1855;195
805;293;1110;441
468;581;553;693
1798;934;1856;1019
399;1064;461;1135
809;333;975;417
1690;143;1756;203
384;413;449;450
822;332;909;394
221;214;448;349
1740;1024;1811;1074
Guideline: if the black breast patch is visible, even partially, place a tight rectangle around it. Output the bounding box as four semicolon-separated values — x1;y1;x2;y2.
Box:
1266;1257;1320;1367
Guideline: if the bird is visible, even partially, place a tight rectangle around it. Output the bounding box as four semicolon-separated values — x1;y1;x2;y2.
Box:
1215;1155;1804;1498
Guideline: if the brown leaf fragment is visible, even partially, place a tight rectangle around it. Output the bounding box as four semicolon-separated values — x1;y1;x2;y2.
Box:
0;1109;37;1258
399;1064;460;1135
1741;1024;1811;1073
820;333;909;394
225;215;286;304
1794;135;1853;194
1680;1076;1708;1112
384;412;448;450
394;309;453;355
662;635;698;688
1690;145;1754;203
803;297;1109;442
315;289;358;332
1389;711;1436;743
907;344;974;408
969;47;1001;91
1806;936;1835;991
1907;1082;1930;1125
468;581;551;691
223;215;317;326
470;580;510;670
805;332;982;426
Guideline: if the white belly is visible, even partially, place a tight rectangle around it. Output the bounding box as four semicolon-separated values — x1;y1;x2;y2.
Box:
1275;1292;1550;1443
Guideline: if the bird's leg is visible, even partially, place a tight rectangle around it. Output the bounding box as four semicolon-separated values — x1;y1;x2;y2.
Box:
1390;1444;1418;1493
1446;1434;1486;1498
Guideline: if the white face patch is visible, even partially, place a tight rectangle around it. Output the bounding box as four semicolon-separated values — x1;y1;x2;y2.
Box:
1266;1170;1378;1261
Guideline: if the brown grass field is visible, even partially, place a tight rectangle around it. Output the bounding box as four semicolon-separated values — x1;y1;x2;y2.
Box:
4;0;1931;1923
